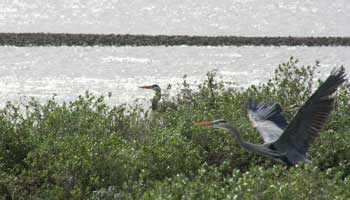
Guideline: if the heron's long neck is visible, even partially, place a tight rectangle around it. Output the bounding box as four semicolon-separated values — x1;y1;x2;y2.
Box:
226;124;281;159
151;90;161;110
225;125;247;148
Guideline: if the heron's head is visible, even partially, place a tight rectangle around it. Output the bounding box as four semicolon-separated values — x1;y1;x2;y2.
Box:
139;84;161;92
194;119;228;130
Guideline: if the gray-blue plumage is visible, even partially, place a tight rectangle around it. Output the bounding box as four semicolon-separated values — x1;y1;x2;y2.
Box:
248;98;288;143
247;66;346;165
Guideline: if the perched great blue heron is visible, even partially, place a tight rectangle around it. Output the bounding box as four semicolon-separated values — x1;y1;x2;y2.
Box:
139;84;177;111
195;67;346;166
139;84;161;110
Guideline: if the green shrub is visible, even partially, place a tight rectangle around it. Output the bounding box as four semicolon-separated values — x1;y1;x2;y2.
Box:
0;57;349;199
141;164;350;200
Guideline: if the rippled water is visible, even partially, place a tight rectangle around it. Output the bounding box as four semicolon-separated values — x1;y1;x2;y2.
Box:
0;0;349;36
0;46;349;106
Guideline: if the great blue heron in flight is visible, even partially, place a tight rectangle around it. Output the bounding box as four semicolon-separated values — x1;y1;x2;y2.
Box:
139;84;177;111
195;67;346;166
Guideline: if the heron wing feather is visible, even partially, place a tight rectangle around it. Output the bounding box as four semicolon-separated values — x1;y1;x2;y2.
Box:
247;98;288;143
272;67;346;154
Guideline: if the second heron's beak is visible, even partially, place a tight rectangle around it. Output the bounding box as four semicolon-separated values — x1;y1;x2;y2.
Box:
139;85;153;89
194;121;214;127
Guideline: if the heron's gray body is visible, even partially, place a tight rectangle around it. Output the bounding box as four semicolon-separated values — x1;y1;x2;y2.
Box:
265;142;310;165
151;88;161;111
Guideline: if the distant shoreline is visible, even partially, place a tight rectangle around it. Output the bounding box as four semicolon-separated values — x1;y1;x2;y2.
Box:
0;33;349;47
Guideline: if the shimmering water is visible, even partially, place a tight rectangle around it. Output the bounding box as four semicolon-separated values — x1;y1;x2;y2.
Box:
0;46;349;106
0;0;349;36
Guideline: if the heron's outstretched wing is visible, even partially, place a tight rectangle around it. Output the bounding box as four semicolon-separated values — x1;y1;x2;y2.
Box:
272;67;346;154
247;98;288;143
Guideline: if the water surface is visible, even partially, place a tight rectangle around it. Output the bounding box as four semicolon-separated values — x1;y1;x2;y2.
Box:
0;0;348;36
0;46;349;106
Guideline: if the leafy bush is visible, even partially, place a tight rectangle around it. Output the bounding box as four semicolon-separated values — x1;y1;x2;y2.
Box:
140;164;350;200
0;57;349;199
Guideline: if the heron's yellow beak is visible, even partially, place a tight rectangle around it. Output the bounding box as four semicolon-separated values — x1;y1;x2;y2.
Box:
139;85;153;89
194;121;214;127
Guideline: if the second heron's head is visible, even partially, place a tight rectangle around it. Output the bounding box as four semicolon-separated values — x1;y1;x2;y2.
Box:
139;84;161;93
194;119;229;130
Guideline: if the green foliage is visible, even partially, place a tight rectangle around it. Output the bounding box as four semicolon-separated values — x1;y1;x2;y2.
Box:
141;165;350;200
0;57;349;199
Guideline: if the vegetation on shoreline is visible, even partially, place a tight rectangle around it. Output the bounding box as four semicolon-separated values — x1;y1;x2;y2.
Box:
1;33;350;47
0;57;349;199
